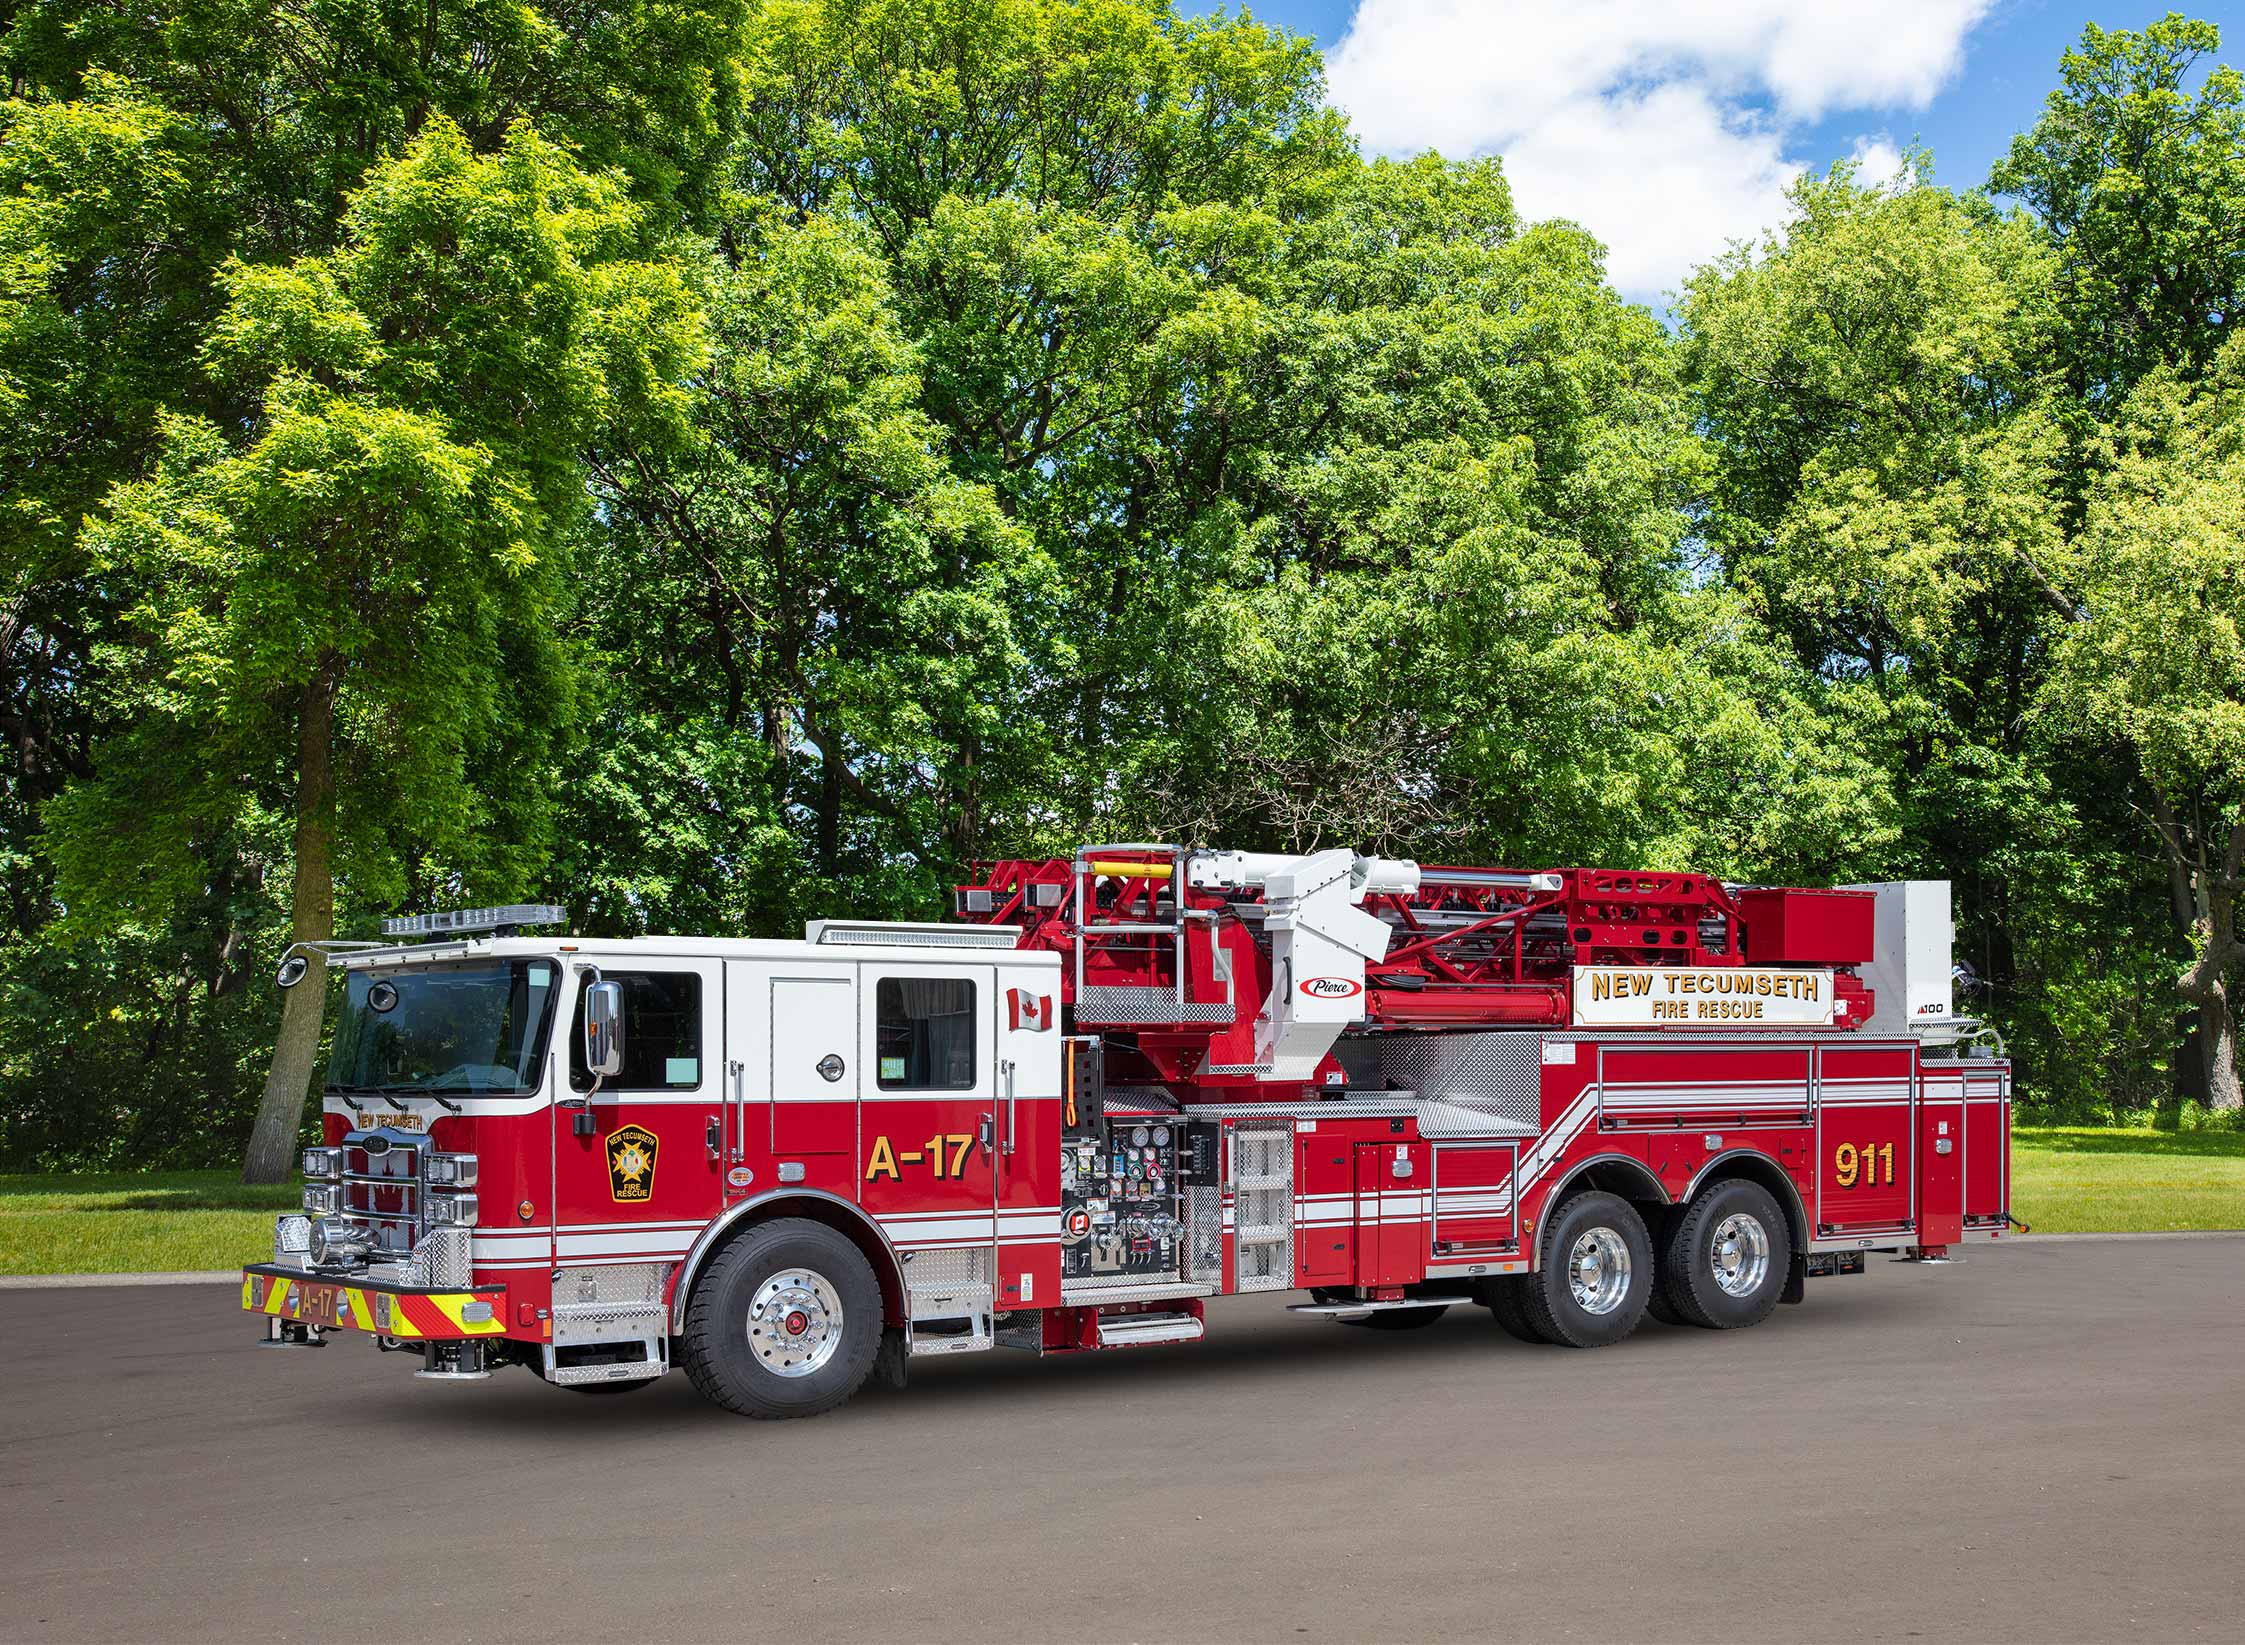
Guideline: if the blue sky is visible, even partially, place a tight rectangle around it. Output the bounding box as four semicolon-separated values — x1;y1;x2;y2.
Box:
1179;2;2240;304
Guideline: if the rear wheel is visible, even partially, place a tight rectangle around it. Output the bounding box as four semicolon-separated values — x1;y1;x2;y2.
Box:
1660;1179;1791;1330
1521;1191;1653;1348
681;1218;883;1418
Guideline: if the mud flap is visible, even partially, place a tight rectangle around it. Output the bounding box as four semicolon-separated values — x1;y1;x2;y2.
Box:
1780;1251;1807;1305
873;1324;910;1391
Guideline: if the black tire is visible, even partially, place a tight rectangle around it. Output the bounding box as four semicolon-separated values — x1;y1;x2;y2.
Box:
1484;1275;1548;1344
1642;1207;1685;1325
681;1218;883;1419
1521;1191;1654;1348
1660;1179;1792;1330
1645;1287;1687;1327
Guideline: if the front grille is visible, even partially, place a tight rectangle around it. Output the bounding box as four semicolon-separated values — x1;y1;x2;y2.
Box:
301;1127;476;1283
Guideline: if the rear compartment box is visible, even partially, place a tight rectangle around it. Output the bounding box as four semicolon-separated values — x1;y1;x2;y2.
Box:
1738;887;1874;965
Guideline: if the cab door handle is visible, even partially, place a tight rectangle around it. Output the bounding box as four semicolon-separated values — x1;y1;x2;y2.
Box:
706;1116;722;1161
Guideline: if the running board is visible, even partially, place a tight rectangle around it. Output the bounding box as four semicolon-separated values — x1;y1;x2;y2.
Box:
541;1338;667;1386
907;1311;994;1357
1287;1295;1474;1318
1095;1310;1204;1348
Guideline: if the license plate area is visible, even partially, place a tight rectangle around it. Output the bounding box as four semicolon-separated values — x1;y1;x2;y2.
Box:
299;1282;343;1327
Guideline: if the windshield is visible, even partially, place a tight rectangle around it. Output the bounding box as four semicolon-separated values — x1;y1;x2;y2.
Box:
326;959;560;1096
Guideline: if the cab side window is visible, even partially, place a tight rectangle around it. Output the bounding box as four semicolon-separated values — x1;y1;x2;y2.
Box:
570;971;703;1090
875;977;977;1090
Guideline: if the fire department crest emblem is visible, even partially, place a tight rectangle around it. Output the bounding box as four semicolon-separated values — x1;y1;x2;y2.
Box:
605;1124;659;1203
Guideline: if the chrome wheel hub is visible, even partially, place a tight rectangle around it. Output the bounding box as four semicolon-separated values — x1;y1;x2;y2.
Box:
1710;1213;1770;1297
748;1269;843;1378
1567;1227;1630;1315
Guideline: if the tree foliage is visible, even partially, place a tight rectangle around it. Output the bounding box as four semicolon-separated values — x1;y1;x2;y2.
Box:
0;1;2241;1166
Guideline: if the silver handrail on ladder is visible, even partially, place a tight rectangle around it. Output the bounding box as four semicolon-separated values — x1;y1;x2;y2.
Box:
1071;842;1189;1013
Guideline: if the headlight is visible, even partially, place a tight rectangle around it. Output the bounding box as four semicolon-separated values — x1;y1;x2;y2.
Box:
301;1183;341;1215
307;1217;373;1268
424;1192;479;1227
422;1153;478;1189
301;1146;342;1179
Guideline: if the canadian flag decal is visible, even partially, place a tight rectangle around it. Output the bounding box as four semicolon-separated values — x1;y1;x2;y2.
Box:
1008;988;1053;1031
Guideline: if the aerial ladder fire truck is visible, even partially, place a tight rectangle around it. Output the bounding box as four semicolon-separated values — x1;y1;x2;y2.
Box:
244;846;2012;1417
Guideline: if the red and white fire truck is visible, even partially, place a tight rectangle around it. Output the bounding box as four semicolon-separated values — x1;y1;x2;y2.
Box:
243;845;2013;1417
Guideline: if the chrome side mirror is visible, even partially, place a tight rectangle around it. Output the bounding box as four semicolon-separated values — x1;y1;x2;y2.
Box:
276;952;312;989
584;980;625;1078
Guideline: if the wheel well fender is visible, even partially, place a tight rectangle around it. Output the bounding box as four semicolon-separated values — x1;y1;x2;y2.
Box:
1532;1152;1671;1268
668;1191;906;1333
1683;1149;1810;1253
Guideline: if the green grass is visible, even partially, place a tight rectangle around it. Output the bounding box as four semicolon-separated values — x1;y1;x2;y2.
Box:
0;1170;299;1275
2009;1126;2245;1233
1;1128;2240;1274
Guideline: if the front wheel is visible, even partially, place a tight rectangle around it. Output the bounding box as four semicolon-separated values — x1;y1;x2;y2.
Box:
680;1218;883;1419
1521;1191;1653;1348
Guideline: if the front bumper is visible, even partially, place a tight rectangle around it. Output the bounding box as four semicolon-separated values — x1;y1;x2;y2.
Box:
242;1265;507;1340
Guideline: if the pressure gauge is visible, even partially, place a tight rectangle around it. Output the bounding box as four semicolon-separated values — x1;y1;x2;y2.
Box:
1131;1125;1150;1148
1152;1126;1171;1147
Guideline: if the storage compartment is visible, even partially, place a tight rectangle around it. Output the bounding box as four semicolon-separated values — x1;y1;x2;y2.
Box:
1738;886;1874;965
1844;880;1957;1034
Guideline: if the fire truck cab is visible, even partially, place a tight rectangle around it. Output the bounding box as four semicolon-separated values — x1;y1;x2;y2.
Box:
244;846;2014;1419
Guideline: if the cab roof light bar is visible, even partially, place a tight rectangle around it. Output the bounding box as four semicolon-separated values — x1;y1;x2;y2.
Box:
380;904;568;939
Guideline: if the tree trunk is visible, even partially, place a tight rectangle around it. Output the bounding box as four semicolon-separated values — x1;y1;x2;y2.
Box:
2170;818;2245;1114
2153;799;2212;1107
241;659;340;1183
2199;992;2243;1112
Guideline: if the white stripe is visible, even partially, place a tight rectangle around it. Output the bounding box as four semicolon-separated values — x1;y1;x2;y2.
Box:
472;1235;550;1256
557;1232;694;1257
556;1219;706;1233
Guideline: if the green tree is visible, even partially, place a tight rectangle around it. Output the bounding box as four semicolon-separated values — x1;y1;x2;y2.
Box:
48;120;698;1179
1678;160;2183;1114
572;208;1034;933
2052;335;2245;1109
1992;14;2245;401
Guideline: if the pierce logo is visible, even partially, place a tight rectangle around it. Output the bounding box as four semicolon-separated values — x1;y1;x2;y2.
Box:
1299;975;1363;1000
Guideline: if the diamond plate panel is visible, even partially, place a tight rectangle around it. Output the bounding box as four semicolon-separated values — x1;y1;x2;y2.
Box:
904;1247;992;1290
1185;1183;1222;1280
1337;1032;1540;1125
1074;985;1235;1024
415;1227;472;1289
556;1262;666;1306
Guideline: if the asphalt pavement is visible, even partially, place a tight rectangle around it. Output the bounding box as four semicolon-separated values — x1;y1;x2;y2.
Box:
2;1236;2240;1643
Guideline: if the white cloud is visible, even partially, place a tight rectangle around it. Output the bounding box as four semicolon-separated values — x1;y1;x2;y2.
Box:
1326;0;1995;300
1848;135;1910;191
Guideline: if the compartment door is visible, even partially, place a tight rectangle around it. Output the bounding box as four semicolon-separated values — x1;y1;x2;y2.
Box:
1293;1131;1352;1286
1354;1142;1428;1287
1917;1057;1964;1247
1814;1045;1916;1238
1963;1064;2011;1226
1432;1141;1518;1257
